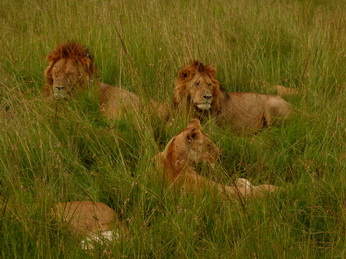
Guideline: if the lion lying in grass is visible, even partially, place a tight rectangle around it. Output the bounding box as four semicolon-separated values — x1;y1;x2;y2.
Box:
173;61;293;135
53;201;127;251
156;119;282;199
44;42;170;121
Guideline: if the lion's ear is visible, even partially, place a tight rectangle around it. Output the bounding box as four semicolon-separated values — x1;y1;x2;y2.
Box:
46;54;52;62
178;67;193;81
43;65;53;96
205;66;216;77
81;57;92;67
187;128;201;143
187;119;201;129
44;66;53;85
187;119;202;143
81;57;96;76
46;53;58;64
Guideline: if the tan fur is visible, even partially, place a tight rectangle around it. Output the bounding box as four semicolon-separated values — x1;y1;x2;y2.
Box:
157;119;282;199
53;201;118;234
44;42;170;121
173;61;292;134
274;85;300;97
53;201;128;250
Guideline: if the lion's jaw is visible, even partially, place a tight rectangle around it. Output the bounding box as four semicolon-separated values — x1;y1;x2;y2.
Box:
196;103;211;110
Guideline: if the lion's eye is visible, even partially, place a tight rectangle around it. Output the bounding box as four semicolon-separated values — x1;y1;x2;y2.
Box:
195;82;200;88
208;84;213;88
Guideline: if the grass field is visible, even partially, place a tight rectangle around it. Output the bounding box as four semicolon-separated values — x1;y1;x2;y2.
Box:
0;0;345;257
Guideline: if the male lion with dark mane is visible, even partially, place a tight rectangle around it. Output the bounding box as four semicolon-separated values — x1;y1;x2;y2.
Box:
44;42;170;121
156;119;282;199
173;60;292;134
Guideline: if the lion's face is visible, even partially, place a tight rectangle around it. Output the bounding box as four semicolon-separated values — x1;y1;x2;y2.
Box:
184;121;220;165
164;119;220;168
48;58;89;99
184;72;215;111
173;60;221;113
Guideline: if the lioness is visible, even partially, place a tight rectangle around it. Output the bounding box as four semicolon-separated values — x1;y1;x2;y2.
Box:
53;201;127;250
44;42;170;121
156;119;281;199
173;61;292;134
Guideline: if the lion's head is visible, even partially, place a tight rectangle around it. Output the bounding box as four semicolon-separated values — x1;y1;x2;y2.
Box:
159;119;221;180
44;42;97;99
173;60;222;114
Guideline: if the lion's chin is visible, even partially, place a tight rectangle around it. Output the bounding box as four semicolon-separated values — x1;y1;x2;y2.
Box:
196;104;211;110
53;93;68;99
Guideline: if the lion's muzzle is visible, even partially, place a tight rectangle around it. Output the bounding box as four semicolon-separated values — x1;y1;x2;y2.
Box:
195;92;213;110
196;103;211;110
53;85;68;99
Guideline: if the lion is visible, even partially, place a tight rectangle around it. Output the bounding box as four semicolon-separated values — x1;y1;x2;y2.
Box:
44;42;170;121
273;85;300;97
53;201;127;250
173;61;293;134
156;119;282;199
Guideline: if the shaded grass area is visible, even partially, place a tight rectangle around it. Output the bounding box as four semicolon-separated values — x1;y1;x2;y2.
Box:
1;0;345;257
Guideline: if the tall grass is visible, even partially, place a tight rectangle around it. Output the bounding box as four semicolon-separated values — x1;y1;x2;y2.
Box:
0;0;345;257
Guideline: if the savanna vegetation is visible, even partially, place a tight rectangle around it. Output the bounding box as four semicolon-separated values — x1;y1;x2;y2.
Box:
0;0;345;257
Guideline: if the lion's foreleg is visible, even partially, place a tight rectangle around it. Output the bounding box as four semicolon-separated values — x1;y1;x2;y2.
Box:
178;170;241;199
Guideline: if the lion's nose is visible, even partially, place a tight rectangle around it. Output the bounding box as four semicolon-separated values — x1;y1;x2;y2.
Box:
204;94;212;100
55;86;65;91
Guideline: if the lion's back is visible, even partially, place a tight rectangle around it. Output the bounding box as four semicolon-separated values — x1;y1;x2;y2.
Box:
219;92;292;133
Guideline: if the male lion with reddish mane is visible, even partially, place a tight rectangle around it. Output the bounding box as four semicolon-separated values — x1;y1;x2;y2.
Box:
44;42;170;121
173;61;292;134
156;119;281;199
